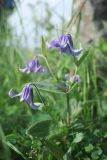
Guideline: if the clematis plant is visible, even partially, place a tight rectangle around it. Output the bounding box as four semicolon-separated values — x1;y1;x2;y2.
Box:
47;34;83;56
8;32;87;159
9;34;83;119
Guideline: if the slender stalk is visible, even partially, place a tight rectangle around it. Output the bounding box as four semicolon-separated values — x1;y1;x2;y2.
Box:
68;0;88;30
66;93;71;125
66;66;78;94
44;57;56;79
31;83;45;107
37;55;57;80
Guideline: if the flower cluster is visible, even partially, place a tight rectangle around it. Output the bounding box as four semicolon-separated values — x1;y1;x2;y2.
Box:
9;58;45;110
9;34;82;110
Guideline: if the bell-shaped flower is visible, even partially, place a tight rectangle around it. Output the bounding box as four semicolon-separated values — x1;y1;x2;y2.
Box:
19;58;46;74
47;34;83;56
9;84;38;110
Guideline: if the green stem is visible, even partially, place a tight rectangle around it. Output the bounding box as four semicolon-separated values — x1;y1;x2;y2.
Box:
31;83;45;107
66;66;78;94
37;55;57;80
66;93;71;125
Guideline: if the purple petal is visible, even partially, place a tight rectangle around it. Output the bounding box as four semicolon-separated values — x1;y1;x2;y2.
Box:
19;58;46;74
20;85;31;102
60;44;71;54
32;59;46;73
59;35;69;47
71;48;83;56
26;59;36;72
73;75;81;83
47;39;60;49
37;68;47;73
30;102;38;110
66;34;74;47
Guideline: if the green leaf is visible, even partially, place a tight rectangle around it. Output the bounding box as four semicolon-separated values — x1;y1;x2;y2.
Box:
37;79;66;94
77;49;90;66
97;147;102;156
73;132;84;143
6;141;26;160
41;36;48;57
42;148;50;160
48;126;68;140
85;144;94;153
46;141;63;160
0;126;11;160
26;119;52;138
91;151;99;160
72;54;78;65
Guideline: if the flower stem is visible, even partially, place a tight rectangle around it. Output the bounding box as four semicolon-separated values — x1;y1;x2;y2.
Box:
66;93;71;125
37;55;57;80
31;83;45;107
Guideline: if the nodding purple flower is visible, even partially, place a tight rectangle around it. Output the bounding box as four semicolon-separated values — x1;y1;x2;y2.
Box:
47;34;83;56
65;74;80;83
9;84;38;110
19;58;46;74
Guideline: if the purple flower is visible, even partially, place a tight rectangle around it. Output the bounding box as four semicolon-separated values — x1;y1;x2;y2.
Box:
47;34;83;56
9;84;38;110
19;58;46;74
72;75;80;83
65;74;80;83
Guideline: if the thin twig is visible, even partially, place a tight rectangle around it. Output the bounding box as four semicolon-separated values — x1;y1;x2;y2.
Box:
68;0;88;30
66;93;71;125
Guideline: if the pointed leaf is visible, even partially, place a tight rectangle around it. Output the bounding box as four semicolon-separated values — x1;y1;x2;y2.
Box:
26;119;52;138
73;132;84;143
6;141;26;160
46;141;63;160
77;49;90;66
37;79;66;94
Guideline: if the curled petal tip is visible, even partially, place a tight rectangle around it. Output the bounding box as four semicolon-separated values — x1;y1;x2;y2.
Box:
72;48;83;56
8;88;14;98
30;102;38;110
8;89;21;98
38;68;47;74
19;67;27;73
